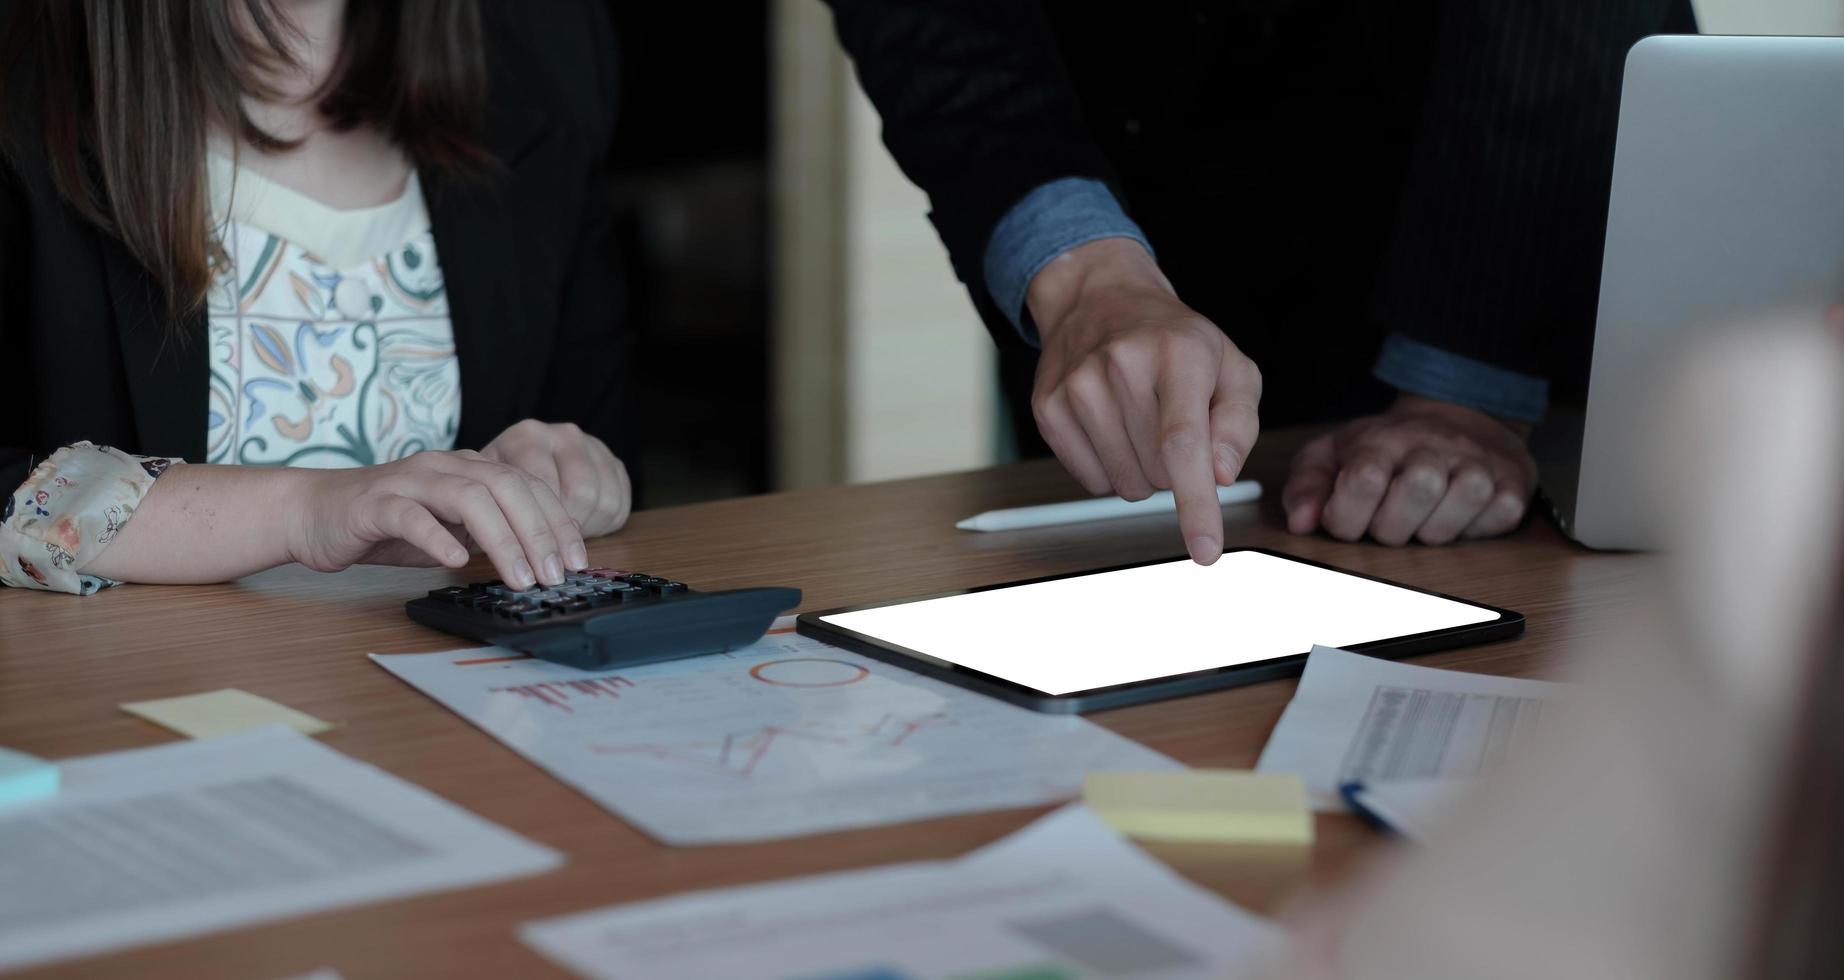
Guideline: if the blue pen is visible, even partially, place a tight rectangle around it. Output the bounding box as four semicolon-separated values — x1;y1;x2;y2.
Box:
1339;781;1401;837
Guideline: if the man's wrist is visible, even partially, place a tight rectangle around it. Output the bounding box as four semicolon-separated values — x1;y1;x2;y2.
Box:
983;177;1153;342
1390;392;1534;439
1024;237;1171;343
1371;333;1548;424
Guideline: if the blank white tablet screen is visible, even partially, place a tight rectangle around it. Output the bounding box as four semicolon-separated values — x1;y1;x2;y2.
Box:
819;551;1499;696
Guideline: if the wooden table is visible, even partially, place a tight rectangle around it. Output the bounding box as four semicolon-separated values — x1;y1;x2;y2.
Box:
0;429;1652;979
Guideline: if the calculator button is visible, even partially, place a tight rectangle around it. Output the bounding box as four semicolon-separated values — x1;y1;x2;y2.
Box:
648;581;688;595
497;600;549;621
609;585;646;602
428;586;470;603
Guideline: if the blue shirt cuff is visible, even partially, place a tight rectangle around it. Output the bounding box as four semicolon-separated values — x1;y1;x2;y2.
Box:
983;177;1152;345
1372;334;1550;423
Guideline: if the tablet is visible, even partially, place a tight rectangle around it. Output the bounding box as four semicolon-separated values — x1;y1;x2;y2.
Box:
796;548;1523;713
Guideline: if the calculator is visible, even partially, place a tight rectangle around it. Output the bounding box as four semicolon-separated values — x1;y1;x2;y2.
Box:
405;568;801;671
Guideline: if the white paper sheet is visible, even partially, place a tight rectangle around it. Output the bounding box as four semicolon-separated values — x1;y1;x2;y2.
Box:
1257;646;1567;809
520;805;1282;980
371;622;1179;844
0;727;561;971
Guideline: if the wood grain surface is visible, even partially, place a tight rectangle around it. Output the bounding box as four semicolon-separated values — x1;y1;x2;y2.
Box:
0;428;1654;979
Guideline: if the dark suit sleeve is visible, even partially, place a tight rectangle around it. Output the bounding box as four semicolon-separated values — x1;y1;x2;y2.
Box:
823;0;1118;308
533;0;628;458
1371;0;1698;388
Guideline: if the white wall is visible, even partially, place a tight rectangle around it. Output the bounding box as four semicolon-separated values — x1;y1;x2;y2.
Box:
842;87;997;483
1693;0;1844;34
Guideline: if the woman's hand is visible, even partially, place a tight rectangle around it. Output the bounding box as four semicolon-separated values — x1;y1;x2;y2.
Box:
481;420;632;538
287;449;589;590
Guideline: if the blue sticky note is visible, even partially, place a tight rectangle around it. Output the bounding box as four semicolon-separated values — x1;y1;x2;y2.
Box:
0;748;58;807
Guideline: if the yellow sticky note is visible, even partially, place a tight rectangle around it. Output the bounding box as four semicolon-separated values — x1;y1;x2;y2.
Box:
1083;770;1313;845
121;689;335;740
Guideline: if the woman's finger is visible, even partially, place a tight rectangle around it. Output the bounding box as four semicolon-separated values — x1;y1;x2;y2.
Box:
407;473;537;589
607;454;633;532
581;438;631;536
372;494;468;567
437;456;579;586
522;471;588;571
500;443;565;503
553;436;606;532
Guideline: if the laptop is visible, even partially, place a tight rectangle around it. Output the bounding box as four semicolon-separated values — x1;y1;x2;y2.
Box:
1536;35;1844;549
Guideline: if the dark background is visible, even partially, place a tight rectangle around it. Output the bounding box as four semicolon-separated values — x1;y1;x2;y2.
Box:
603;2;772;508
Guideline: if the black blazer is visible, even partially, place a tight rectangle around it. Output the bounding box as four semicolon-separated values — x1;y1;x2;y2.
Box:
0;0;626;495
828;0;1697;424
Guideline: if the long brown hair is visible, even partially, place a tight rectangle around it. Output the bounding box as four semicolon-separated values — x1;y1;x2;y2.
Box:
0;0;488;325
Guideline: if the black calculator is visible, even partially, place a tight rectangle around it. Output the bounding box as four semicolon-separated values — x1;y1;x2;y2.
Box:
405;568;801;670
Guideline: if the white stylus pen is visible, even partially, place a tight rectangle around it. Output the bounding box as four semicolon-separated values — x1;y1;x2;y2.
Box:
956;480;1264;532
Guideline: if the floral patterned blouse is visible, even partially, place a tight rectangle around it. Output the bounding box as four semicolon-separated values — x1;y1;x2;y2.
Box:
0;153;460;595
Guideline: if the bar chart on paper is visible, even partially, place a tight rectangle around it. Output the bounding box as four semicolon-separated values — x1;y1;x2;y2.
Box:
371;625;1177;843
489;676;636;713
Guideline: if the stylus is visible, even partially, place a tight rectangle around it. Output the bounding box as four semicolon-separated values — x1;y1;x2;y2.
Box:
955;481;1263;532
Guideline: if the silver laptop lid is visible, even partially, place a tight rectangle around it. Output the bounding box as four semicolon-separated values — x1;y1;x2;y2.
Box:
1563;34;1844;549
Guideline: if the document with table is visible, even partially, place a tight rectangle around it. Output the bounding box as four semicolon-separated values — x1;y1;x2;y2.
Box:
372;620;1177;843
520;805;1282;980
1257;645;1567;809
0;727;560;971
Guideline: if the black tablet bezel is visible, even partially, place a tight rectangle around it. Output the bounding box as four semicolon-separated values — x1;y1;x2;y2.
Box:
795;547;1525;714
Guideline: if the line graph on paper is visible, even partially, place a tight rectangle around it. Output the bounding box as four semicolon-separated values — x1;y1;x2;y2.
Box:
371;626;1179;843
592;713;957;779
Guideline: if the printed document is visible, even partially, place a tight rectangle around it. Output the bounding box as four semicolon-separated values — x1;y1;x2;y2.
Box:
372;621;1178;844
520;805;1282;980
0;727;560;971
1257;645;1566;809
